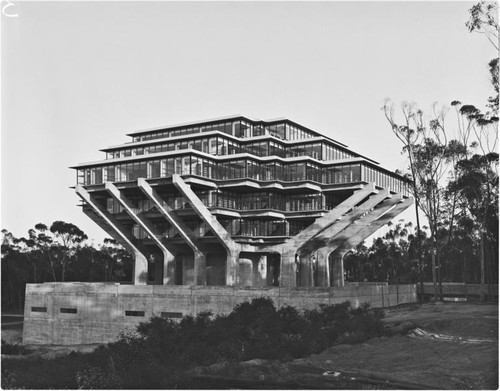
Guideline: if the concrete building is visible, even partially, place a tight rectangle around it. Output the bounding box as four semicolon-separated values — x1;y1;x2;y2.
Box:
71;115;412;288
23;115;416;345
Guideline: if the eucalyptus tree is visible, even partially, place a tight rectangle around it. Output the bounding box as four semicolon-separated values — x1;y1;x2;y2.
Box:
382;102;452;300
49;221;88;282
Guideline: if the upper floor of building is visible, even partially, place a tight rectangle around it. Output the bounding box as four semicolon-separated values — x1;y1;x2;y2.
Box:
72;116;410;195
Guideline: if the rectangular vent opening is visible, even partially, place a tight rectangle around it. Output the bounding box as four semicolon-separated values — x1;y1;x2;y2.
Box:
161;312;183;319
60;308;77;314
31;307;47;313
125;310;145;317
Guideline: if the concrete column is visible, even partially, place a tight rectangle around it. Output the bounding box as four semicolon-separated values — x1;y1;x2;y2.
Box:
76;185;149;286
194;251;207;286
133;251;148;285
299;252;314;287
238;257;253;287
182;253;195;285
138;178;206;280
330;252;345;287
226;251;239;286
280;248;297;288
316;248;330;287
254;255;267;287
105;182;176;286
163;250;176;285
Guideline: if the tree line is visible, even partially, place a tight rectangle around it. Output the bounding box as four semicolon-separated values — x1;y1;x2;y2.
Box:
378;1;498;300
1;222;134;311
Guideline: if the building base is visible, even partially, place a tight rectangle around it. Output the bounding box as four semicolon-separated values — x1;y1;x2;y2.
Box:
23;282;417;345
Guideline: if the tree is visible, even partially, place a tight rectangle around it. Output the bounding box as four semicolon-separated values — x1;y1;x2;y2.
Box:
344;221;420;285
382;102;452;300
466;1;498;51
49;221;88;282
448;152;499;299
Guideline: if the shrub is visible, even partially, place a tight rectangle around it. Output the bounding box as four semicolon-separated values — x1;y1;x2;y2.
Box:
1;339;33;355
2;299;388;389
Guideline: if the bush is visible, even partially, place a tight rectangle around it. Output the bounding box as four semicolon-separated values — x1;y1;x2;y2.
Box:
76;366;121;389
1;339;33;355
2;299;388;389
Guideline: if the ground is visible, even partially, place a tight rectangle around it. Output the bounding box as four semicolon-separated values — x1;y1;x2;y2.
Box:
187;302;499;389
2;302;498;389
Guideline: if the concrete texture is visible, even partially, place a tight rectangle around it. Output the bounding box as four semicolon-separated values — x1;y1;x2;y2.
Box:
23;282;417;345
419;282;499;298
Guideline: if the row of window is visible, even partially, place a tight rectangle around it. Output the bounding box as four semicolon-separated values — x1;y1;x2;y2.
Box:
219;219;305;237
131;120;316;143
31;307;76;313
212;191;343;212
107;190;343;218
106;137;354;162
80;158;363;185
79;157;408;194
129;216;313;239
31;306;182;319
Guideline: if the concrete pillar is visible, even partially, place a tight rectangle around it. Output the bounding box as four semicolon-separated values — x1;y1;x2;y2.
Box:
266;254;280;286
133;251;148;285
280;248;297;288
316;248;330;287
182;253;195;285
226;251;239;286
76;185;149;286
329;252;345;287
254;255;267;287
163;250;176;285
238;257;253;287
194;251;207;286
299;252;314;287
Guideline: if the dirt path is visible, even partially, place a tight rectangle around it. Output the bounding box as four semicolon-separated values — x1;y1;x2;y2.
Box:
292;302;498;389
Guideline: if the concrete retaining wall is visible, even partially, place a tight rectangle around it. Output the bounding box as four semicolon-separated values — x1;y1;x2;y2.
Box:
23;282;417;345
419;282;499;298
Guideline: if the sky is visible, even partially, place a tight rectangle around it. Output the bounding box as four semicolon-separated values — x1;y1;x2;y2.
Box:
1;1;497;245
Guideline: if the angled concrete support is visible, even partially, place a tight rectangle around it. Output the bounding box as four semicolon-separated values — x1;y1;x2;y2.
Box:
280;184;376;288
285;183;377;248
172;174;240;286
305;188;391;250
105;182;177;285
137;178;207;285
326;195;413;288
76;185;148;285
296;189;393;285
331;196;414;252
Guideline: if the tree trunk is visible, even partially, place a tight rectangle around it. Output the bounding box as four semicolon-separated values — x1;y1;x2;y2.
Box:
480;232;486;302
48;252;57;282
431;247;437;301
437;252;443;301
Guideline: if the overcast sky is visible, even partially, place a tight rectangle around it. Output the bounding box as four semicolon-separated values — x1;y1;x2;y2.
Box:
1;1;496;244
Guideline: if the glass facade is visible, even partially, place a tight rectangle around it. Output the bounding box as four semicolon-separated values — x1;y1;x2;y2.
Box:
78;155;408;196
130;119;316;143
106;136;355;162
77;116;411;239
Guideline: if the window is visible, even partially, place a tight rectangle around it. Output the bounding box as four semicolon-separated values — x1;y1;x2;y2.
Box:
125;310;145;317
161;312;183;319
60;308;77;314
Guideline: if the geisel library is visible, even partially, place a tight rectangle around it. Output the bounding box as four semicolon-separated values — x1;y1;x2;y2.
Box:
24;116;417;345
